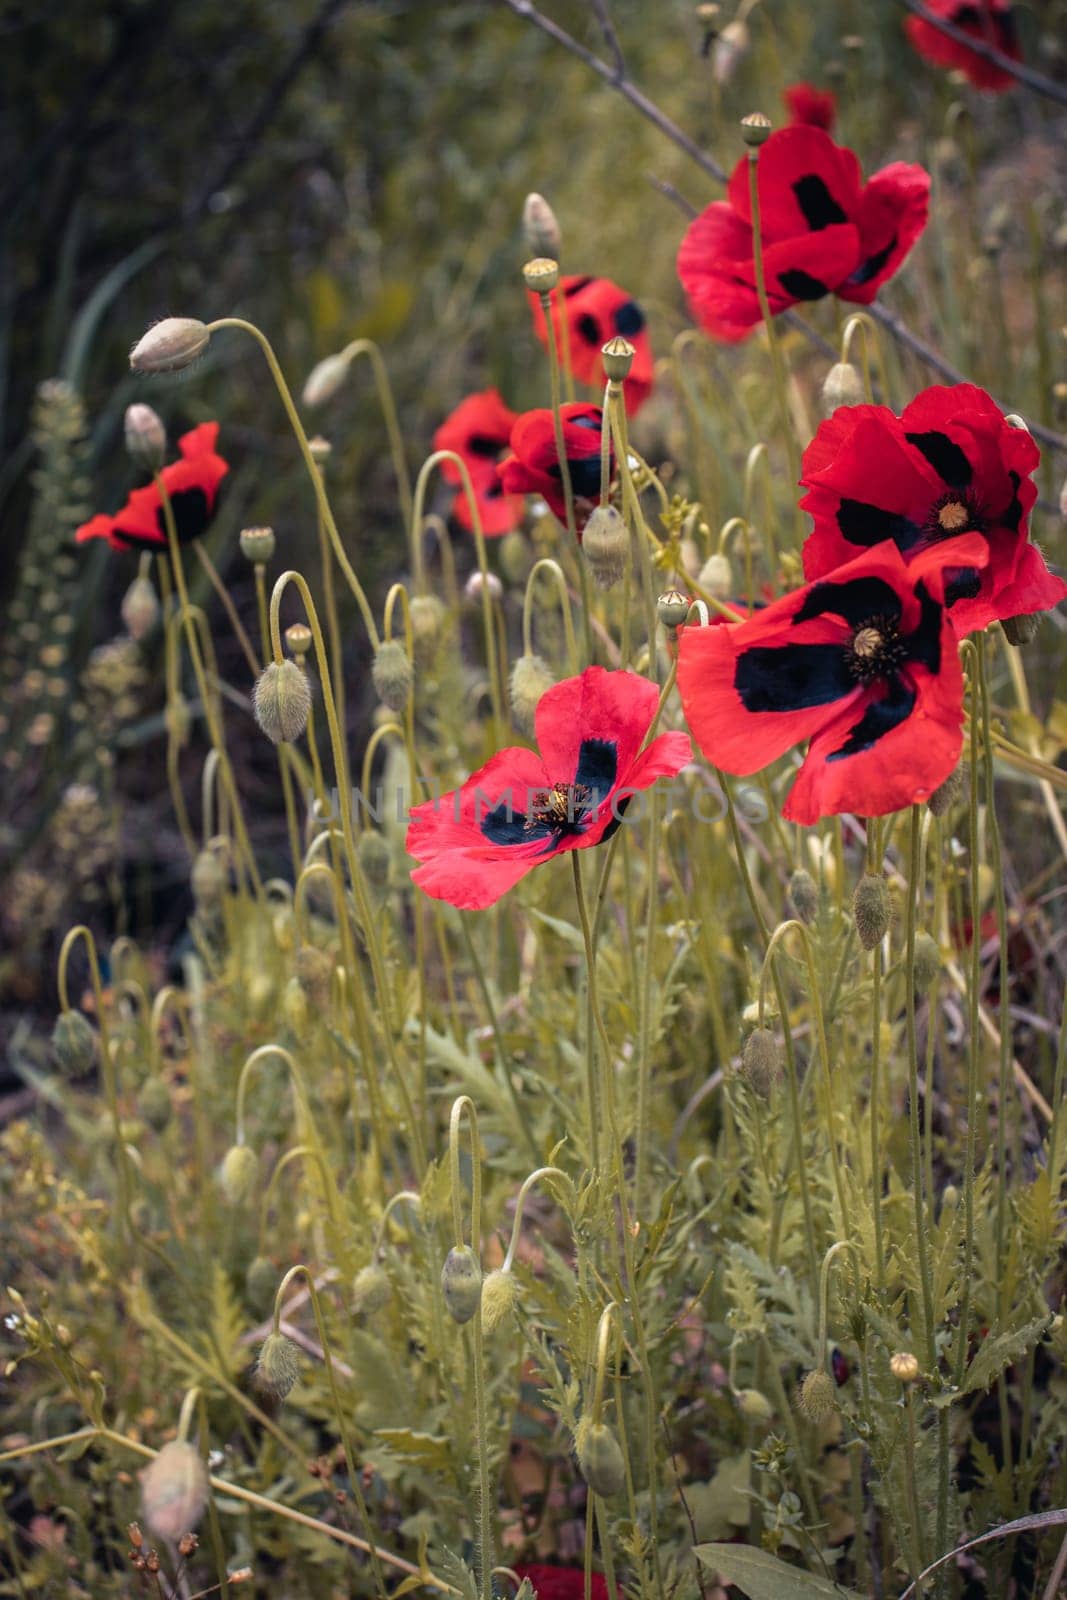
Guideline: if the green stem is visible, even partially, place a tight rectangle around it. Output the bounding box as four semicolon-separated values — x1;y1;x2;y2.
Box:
540;289;594;663
905;805;937;1367
745;148;802;539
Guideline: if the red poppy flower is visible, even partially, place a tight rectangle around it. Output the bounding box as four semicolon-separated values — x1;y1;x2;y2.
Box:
498;403;609;533
677;541;982;825
677;127;930;342
514;1568;612;1600
783;82;836;131
528;276;653;416
432;389;525;537
406;666;690;909
75;423;228;552
905;0;1020;92
800;384;1064;635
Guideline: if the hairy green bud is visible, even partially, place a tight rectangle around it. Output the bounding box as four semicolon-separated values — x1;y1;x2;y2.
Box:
927;764;962;818
788;868;819;926
51;1009;97;1078
1002;611;1041;647
372;641;414;711
441;1244;482;1324
740;1027;780;1098
352;1262;393;1316
510;652;554;733
255;1332;301;1399
576;1420;626;1497
219;1144;258;1205
797;1369;836;1422
582;505;628;591
481;1267;520;1332
912;931;941;992
253;660;311;744
137;1076;173;1133
853;873;890;950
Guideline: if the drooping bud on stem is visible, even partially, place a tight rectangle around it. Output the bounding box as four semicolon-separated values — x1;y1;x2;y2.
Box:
853;873;891;950
441;1244;482;1324
372;641;414;711
124;404;167;472
129;318;210;374
1002;612;1041;647
302;353;351;408
141;1441;209;1542
510;653;554;732
253;661;311;744
121;574;160;641
582;505;629;590
797;1369;836;1422
788;868;819;926
927;764;962;817
821;362;865;413
576;1420;626;1497
740;1027;780;1097
255;1331;301;1399
51;1009;97;1077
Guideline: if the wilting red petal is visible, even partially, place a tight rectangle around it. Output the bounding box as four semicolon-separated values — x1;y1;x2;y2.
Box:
838;161;931;305
905;0;1020;92
783;82;836;131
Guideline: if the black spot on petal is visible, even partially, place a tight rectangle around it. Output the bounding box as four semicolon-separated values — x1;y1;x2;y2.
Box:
574;738;617;805
480;802;549;846
792;174;849;231
576;313;601;347
564;276;595;298
467;432;504;458
735;642;854;713
153;486;210;543
778;268;831;302
846;236;897;288
944;566;982;605
905;430;973;490
613;301;645;337
552;455;602;499
836;498;925;553
794;575;904;629
826;677;917;761
1000;469;1023;533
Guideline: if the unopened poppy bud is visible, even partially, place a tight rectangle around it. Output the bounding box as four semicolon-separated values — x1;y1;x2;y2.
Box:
601;335;635;382
138;1077;172;1132
441;1244;482;1324
735;1387;774;1422
239;526;276;565
657;589;691;630
256;1331;301;1399
130;318;210;375
141;1441;209;1541
295;945;334;1006
121;575;160;641
797;1369;836;1422
788;868;819;926
498;530;532;586
481;1267;520;1332
582;505;629;590
465;569;503;603
302;352;351;408
740;111;772;147
853;873;890;950
352;1262;393;1315
254;660;311;744
511;652;554;732
523;193;562;259
927;764;962;817
1002;611;1041;647
246;1255;277;1314
357;830;392;892
821;362;865;413
192;848;225;909
522;257;560;294
410;594;445;659
372;641;414;711
308;434;332;465
51;1009;97;1077
576;1421;626;1497
713;18;749;84
890;1351;920;1384
699;551;733;599
124;404;167;472
913;931;941;991
219;1144;257;1204
740;1027;780;1097
285;623;313;658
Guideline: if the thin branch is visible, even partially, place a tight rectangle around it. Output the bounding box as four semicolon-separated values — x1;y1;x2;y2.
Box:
501;0;1067;456
899;0;1067;107
588;0;625;82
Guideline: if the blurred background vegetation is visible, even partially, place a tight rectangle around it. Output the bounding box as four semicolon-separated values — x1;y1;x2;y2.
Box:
1;0;1065;1041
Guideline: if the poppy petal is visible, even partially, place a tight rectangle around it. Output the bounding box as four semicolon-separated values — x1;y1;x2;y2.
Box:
727;126;863;238
838;161;930;304
533;667;660;791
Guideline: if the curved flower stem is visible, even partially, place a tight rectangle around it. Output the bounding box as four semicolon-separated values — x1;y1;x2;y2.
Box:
904;805;937;1366
745;146;802;540
742;443;779;596
841;312;892;407
866;818;887;1293
252;564;302;876
540;289;594;664
205;319;381;650
371;1189;423;1258
258;1144;336;1250
522;557;580;676
816;1241;859;1371
500;1166;570;1272
608;386;658;671
269;569;426;1177
272;1265;388;1600
235;1044;343;1233
312;457;347;735
193;540;260;677
332;337;414;531
955;640;982;1387
448;1097;494;1600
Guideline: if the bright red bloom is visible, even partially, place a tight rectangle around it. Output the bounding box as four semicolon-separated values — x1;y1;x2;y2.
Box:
677;541;982;825
432;389;524;537
677;127;930;342
800;384;1064;635
783;82;836;131
75;423;228;552
406;667;690;909
514;1568;612;1600
528;276;653;416
499;403;608;532
905;0;1020;92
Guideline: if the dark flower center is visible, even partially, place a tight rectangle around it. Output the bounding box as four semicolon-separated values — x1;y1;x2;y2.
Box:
925;490;986;542
846;616;907;684
526;782;592;832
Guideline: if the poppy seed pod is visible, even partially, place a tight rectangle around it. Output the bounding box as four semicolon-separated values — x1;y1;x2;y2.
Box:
1002;611;1041;647
480;1267;520;1332
788;868;819;926
121;575;160;642
912;932;941;992
522;257;560;294
137;1076;173;1133
821;362;865;413
357;830;392;892
284;623;313;659
890;1351;920;1384
302;352;351;408
441;1244;482;1324
239;526;276;565
51;1009;97;1078
582;505;629;590
253;661;311;744
577;1421;626;1497
219;1144;257;1205
797;1369;836;1422
372;641;414;711
510;652;555;732
657;589;691;630
255;1331;301;1399
124;404;167;473
523;193;562;259
740;1027;780;1098
141;1441;209;1542
245;1255;277;1314
698;551;733;599
601;335;635;383
352;1262;393;1316
927;764;962;818
129;318;210;374
853;874;890;950
740;111;772;147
